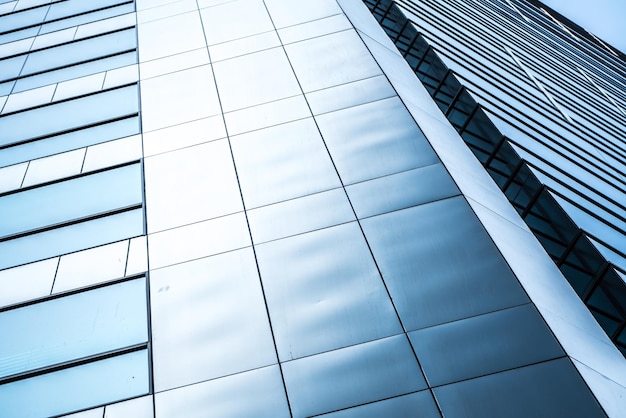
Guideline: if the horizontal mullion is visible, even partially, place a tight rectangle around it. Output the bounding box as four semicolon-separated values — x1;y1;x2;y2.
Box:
0;342;147;385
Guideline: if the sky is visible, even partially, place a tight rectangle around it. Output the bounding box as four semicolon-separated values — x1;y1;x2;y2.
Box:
539;0;626;54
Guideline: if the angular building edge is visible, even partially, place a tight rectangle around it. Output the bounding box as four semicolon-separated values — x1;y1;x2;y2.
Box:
338;0;626;415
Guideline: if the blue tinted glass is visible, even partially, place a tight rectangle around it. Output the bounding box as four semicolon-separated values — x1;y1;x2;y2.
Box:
0;117;140;168
21;29;137;76
0;208;144;270
0;55;27;81
0;85;139;147
0;349;149;418
0;277;147;378
45;0;129;22
40;3;135;35
0;163;142;238
0;27;39;46
0;80;14;96
13;51;137;93
1;6;48;33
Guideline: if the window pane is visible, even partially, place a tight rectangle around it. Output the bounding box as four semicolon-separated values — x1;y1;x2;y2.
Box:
0;349;149;418
0;163;142;238
0;208;144;270
0;117;140;169
0;277;147;378
0;85;139;147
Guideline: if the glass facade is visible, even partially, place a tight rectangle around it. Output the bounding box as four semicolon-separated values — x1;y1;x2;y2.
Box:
366;0;626;357
0;0;624;417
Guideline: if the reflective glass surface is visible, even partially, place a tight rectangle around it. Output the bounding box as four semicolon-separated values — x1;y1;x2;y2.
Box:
0;164;142;238
21;29;136;75
14;52;136;94
0;349;149;418
0;117;140;169
0;208;144;270
0;277;147;378
53;73;106;102
3;84;55;114
0;85;139;147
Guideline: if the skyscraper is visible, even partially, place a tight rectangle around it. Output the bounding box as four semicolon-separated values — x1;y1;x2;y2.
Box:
0;0;624;417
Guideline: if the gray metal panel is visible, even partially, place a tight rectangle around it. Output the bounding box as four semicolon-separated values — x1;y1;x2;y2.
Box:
361;196;529;331
282;334;427;417
256;221;402;361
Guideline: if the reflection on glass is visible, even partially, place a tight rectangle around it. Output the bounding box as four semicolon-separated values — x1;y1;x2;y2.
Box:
0;208;144;270
0;85;139;147
0;349;149;418
0;277;147;379
0;163;142;238
0;117;140;169
21;28;136;76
